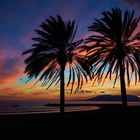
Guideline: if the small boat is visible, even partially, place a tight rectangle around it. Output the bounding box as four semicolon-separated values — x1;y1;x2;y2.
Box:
12;104;19;107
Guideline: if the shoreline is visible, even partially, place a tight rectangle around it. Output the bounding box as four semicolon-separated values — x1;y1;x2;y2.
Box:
0;105;99;115
1;104;140;132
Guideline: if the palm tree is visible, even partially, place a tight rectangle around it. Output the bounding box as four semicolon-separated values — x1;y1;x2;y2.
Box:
86;7;140;113
23;15;91;116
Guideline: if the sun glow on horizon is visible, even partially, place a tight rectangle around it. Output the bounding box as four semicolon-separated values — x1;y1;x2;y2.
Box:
0;0;140;101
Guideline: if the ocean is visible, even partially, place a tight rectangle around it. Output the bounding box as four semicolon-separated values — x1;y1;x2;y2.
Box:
0;100;99;115
0;100;139;115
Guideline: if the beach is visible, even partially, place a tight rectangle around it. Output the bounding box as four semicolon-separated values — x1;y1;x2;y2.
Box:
1;104;140;135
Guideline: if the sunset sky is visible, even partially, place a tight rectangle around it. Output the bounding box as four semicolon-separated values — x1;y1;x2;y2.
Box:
0;0;140;101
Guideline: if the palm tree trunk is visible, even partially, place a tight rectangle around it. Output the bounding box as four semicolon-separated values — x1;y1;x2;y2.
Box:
119;59;127;114
60;63;65;117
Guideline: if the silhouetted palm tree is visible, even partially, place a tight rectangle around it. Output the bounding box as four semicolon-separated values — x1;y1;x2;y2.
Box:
23;15;91;116
86;7;140;113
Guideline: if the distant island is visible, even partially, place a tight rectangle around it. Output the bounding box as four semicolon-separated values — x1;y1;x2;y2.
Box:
86;95;140;102
43;95;140;107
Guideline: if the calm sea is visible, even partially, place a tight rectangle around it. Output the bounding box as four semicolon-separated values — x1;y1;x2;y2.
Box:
0;100;139;115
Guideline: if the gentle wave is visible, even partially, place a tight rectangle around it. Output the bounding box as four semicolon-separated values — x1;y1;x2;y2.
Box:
0;106;99;115
0;101;140;115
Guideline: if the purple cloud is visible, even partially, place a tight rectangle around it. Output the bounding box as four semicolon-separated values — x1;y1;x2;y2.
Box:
122;0;140;9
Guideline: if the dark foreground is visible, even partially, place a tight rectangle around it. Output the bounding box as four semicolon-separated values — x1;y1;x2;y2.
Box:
0;104;140;137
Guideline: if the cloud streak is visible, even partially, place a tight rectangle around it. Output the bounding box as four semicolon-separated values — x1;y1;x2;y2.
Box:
0;48;24;86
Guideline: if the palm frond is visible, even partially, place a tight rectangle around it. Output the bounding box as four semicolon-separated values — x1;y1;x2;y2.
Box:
23;15;92;93
86;7;140;87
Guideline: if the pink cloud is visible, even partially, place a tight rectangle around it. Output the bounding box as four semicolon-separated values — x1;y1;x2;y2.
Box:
122;0;140;8
0;47;25;87
58;0;88;20
20;31;34;45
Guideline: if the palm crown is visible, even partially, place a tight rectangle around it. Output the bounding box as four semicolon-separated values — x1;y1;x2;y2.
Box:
86;7;140;87
23;15;91;94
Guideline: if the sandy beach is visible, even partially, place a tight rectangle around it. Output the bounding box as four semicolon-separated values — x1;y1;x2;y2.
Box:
1;104;140;134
